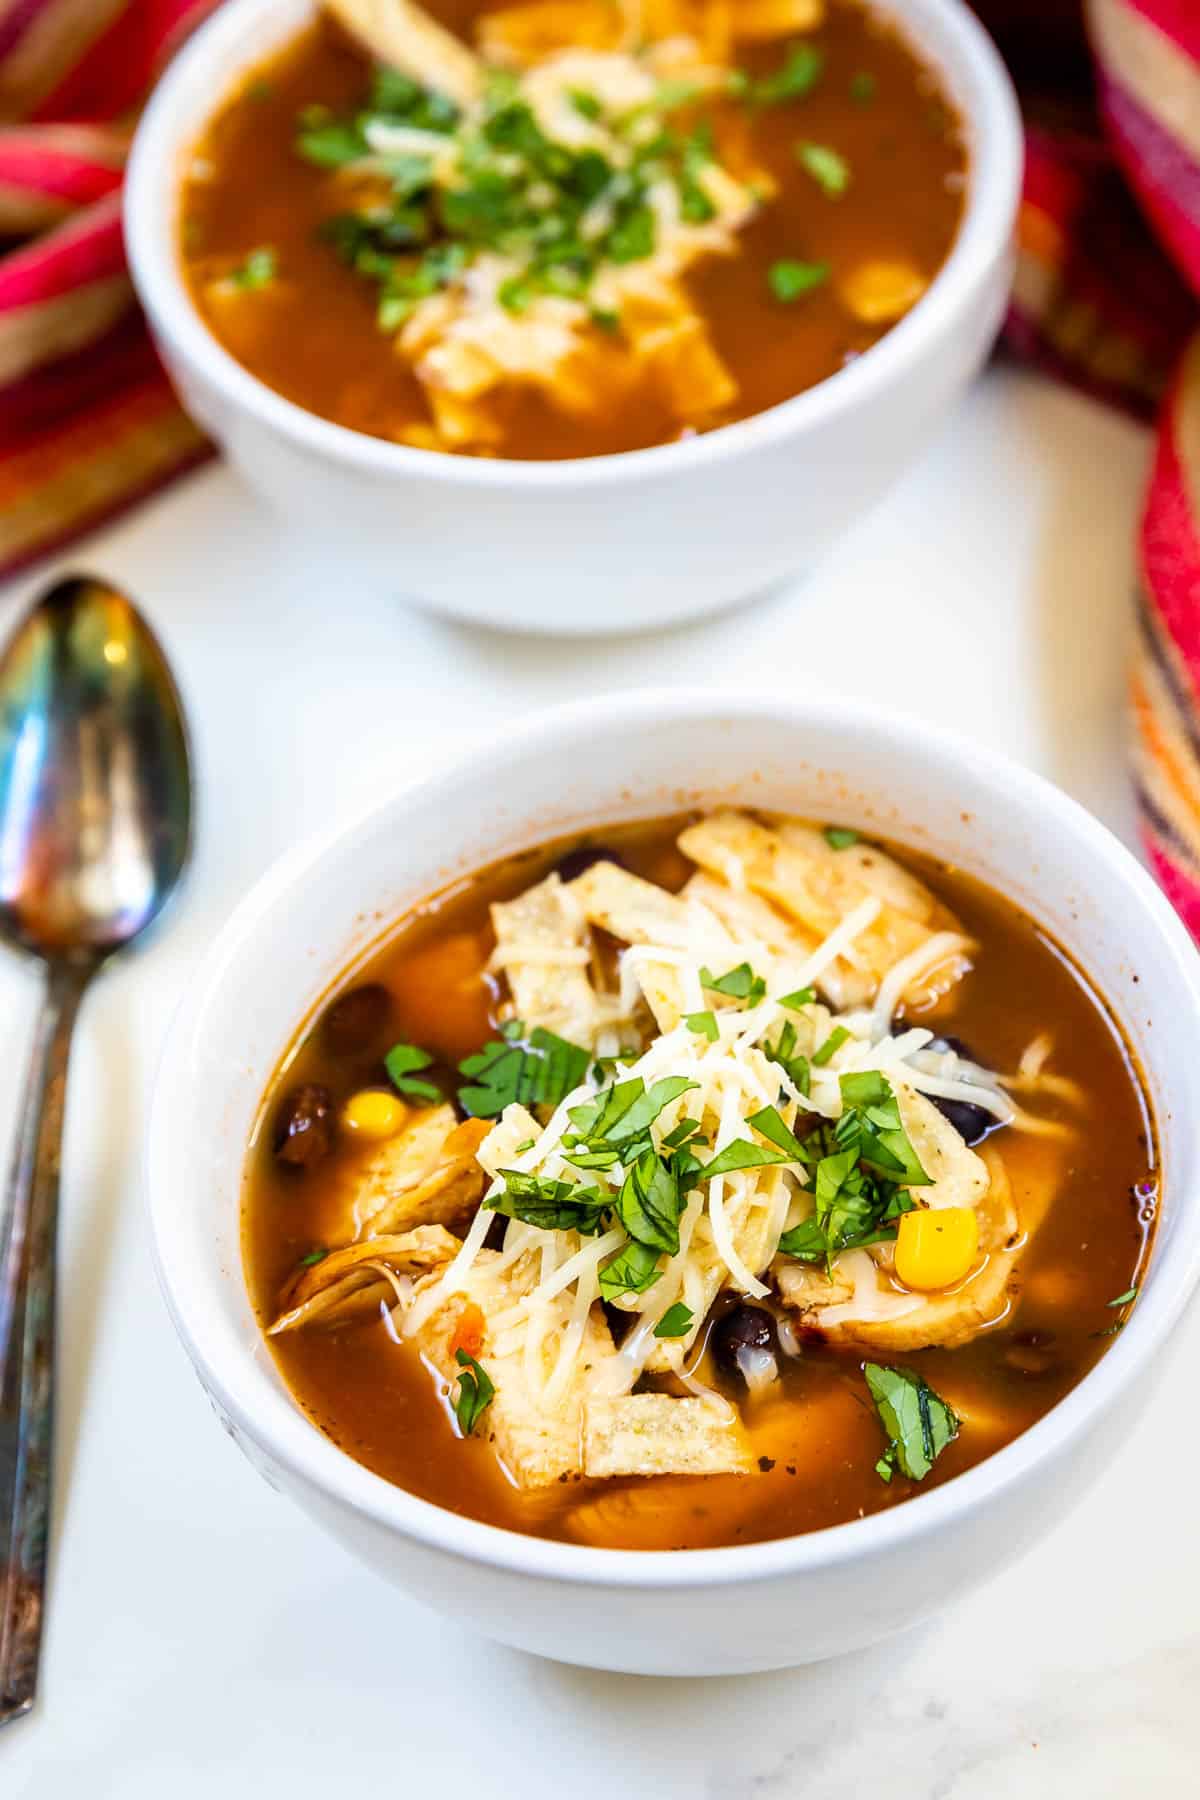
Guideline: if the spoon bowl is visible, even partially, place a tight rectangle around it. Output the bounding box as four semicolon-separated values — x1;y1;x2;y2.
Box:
0;574;192;1727
0;576;191;958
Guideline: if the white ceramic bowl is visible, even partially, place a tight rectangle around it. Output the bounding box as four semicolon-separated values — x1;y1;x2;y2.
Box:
125;0;1021;634
149;690;1200;1676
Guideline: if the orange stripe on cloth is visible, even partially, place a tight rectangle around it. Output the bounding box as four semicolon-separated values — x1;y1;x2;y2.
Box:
0;377;209;577
1088;0;1200;167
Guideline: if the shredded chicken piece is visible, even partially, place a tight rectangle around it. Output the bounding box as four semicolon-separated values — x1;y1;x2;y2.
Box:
358;1112;490;1236
269;1224;462;1334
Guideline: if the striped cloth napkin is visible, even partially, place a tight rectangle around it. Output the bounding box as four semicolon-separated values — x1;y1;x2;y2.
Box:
1;0;1199;925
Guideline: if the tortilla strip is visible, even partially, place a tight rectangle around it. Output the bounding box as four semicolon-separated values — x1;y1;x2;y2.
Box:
566;860;739;1031
410;1250;617;1487
679;811;971;1010
325;0;484;106
490;872;603;1041
583;1393;752;1476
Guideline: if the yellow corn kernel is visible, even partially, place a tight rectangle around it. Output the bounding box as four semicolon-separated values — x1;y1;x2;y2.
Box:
342;1090;406;1141
894;1206;979;1292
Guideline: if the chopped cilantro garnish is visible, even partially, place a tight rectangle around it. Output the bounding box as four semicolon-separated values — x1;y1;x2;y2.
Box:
751;43;824;106
606;200;657;263
453;1349;495;1436
700;962;767;1006
774;1069;925;1266
795;143;850;196
764;1019;810;1097
486;1170;610;1235
457;1022;590;1118
1107;1286;1139;1307
823;825;860;849
685;1010;719;1041
383;1041;442;1102
865;1364;958;1481
616;1149;686;1254
768;258;829;303
778;986;816;1011
569;88;603;120
599;1237;663;1300
811;1025;851;1066
298;1248;328;1268
228;246;277;290
296;121;366;166
850;71;877;103
702;1138;790;1179
653;1302;695;1339
747;1104;809;1162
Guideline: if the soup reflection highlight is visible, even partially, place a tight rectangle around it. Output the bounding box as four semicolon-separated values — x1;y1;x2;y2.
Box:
244;813;1155;1551
182;0;967;459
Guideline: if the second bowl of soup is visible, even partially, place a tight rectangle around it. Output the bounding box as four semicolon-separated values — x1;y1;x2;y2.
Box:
126;0;1022;630
148;691;1200;1673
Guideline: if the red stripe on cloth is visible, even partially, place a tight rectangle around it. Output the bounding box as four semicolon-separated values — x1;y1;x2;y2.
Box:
31;0;216;122
1143;830;1200;937
0;307;160;443
1097;66;1200;294
0;135;122;205
1125;0;1200;63
0;187;122;308
1139;371;1200;700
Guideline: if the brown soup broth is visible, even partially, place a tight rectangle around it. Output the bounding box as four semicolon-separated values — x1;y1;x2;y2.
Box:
181;2;967;459
243;820;1155;1551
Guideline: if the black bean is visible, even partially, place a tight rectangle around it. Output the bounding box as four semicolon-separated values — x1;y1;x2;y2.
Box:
322;983;392;1054
926;1034;998;1147
273;1083;336;1168
711;1304;776;1378
555;845;625;884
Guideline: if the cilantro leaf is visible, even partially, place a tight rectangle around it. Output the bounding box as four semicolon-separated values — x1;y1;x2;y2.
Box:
824;825;859;849
702;1138;790;1179
453;1349;495;1436
764;1019;810;1097
776;1216;827;1261
485;1170;610;1235
812;1025;851;1067
599;1237;663;1300
384;1041;442;1102
865;1363;958;1481
295;121;367;166
850;71;876;103
457;1023;590;1117
769;259;829;303
747;1104;809;1162
752;43;824;106
700;962;766;1006
653;1302;695;1339
685;1010;719;1041
795;142;850;197
228;246;277;289
298;1247;328;1268
778;986;816;1011
1108;1286;1139;1307
616;1150;685;1254
605;1076;697;1147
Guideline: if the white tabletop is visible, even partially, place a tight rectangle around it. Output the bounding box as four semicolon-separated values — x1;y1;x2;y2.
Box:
3;363;1196;1798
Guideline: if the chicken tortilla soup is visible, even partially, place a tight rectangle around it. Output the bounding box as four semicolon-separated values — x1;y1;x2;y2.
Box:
182;0;967;458
244;812;1155;1551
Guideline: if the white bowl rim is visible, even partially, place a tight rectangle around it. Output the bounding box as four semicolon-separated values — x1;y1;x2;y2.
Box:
125;0;1022;489
148;687;1200;1591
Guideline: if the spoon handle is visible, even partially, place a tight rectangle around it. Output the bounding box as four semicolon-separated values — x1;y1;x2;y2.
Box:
0;959;89;1728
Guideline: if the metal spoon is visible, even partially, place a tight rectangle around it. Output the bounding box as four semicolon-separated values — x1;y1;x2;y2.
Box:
0;575;192;1726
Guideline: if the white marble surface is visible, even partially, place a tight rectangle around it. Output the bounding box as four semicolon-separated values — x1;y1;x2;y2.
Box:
3;364;1197;1797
